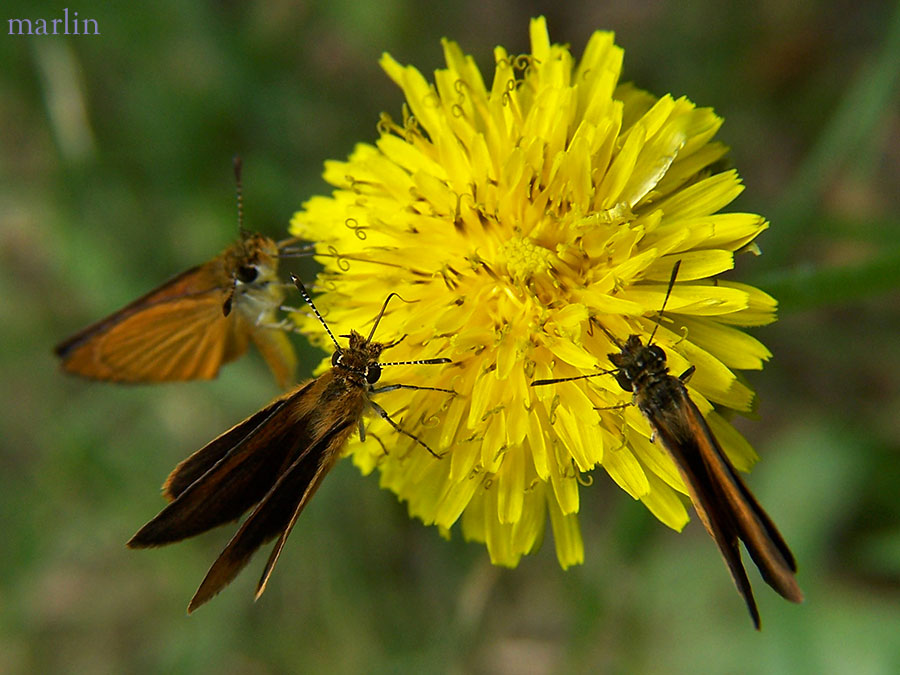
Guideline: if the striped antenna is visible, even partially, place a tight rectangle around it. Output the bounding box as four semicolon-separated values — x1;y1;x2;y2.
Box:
381;357;451;367
233;155;246;236
223;155;246;317
648;260;681;345
290;275;341;350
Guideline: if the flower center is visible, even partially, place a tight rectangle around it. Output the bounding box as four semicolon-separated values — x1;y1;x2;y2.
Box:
500;235;552;285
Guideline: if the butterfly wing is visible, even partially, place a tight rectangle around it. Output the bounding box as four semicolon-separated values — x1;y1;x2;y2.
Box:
55;263;246;382
130;370;365;612
163;381;318;502
128;382;314;546
187;416;355;612
674;389;801;592
645;383;802;628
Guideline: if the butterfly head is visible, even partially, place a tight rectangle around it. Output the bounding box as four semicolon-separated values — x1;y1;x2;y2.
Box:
608;336;668;392
331;330;385;385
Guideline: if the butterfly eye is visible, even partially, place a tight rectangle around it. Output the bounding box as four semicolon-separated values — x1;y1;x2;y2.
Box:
236;265;259;283
365;362;381;384
615;370;633;392
331;350;342;367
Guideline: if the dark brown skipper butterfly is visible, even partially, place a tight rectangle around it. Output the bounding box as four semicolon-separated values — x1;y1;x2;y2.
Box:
128;275;452;612
533;261;803;628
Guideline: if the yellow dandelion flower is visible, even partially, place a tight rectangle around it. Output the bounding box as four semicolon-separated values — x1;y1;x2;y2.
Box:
290;16;776;568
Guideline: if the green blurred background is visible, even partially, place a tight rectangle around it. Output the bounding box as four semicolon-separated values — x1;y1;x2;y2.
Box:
2;1;899;673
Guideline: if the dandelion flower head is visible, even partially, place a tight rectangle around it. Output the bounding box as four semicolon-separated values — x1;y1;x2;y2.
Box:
290;17;776;567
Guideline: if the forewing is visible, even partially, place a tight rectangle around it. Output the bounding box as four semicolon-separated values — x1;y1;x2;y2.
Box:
673;389;802;602
188;418;355;612
56;264;216;351
162;380;316;501
55;265;241;382
128;383;315;547
647;384;802;628
647;388;760;627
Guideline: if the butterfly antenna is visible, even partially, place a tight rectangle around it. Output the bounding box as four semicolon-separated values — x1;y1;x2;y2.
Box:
232;154;247;237
221;156;248;316
380;357;452;367
277;237;316;258
648;259;681;345
593;318;624;349
366;292;412;343
290;274;341;350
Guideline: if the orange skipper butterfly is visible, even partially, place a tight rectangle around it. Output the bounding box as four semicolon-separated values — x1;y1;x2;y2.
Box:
55;157;299;388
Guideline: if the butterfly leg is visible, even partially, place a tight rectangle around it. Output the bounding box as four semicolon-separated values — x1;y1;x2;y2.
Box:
367;399;444;459
593;401;631;411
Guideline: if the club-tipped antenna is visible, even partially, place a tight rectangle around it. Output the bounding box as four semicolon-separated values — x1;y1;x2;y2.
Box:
380;357;451;368
647;259;681;345
290;274;341;350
